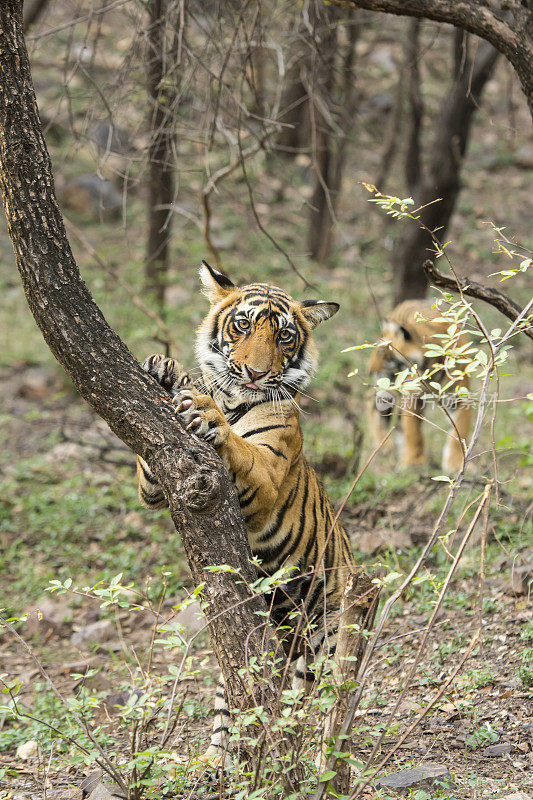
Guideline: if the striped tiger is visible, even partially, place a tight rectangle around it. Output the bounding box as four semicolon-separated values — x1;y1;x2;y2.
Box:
137;262;356;763
366;300;472;473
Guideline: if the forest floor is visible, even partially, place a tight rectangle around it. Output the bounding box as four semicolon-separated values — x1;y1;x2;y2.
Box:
1;2;532;799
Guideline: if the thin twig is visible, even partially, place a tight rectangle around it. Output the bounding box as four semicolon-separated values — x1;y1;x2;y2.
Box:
64;218;180;354
0;617;127;793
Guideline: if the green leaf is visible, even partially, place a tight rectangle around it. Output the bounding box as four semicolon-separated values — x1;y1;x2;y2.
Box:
318;770;337;782
342;343;376;352
204;564;240;573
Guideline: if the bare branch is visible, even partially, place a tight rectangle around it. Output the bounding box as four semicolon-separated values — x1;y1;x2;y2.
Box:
423;259;533;341
335;0;533;119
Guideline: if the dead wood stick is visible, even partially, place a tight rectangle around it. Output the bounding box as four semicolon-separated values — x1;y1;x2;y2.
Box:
423;259;533;342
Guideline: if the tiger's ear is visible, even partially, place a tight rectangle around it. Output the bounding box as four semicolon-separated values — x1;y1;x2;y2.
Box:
299;300;339;329
199;260;235;303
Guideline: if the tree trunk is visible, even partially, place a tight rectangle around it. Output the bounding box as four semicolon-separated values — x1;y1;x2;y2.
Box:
307;2;340;262
278;6;359;262
404;20;423;193
145;0;178;309
344;0;533;121
394;34;499;304
307;7;360;262
23;0;49;30
277;46;312;155
0;2;302;788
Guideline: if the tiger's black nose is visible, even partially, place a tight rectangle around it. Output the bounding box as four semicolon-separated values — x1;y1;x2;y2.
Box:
245;366;268;381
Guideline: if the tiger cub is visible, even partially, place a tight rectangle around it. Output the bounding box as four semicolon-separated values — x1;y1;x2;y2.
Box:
137;262;356;762
367;299;471;473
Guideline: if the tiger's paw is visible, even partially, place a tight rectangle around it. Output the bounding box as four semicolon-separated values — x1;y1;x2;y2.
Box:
195;746;232;771
173;390;230;447
141;354;193;396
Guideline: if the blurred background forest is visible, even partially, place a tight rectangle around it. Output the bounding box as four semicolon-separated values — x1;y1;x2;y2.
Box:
0;1;532;797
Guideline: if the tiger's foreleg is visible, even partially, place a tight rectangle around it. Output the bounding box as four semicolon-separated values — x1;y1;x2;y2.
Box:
172;390;295;523
365;389;395;455
442;400;471;473
399;396;425;466
137;354;195;509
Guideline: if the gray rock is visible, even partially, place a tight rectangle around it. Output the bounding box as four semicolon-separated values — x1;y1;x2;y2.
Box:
375;763;453;794
82;773;125;800
46;790;83;800
483;742;512;757
86;785;116;800
497;794;532;800
17;367;62;400
60;175;122;220
16;740;39;760
515;144;533;170
102;687;142;715
71;619;114;648
81;771;102;797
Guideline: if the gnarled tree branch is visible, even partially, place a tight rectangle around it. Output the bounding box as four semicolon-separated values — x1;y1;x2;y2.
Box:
423;259;533;341
338;0;533;120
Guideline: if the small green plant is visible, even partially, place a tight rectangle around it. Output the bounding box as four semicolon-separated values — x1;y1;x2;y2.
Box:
518;665;533;688
521;621;533;642
466;722;499;749
517;645;533;688
461;667;497;691
482;597;499;614
437;635;465;665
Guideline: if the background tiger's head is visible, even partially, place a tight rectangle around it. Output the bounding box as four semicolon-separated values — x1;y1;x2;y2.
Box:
196;261;339;405
368;300;441;378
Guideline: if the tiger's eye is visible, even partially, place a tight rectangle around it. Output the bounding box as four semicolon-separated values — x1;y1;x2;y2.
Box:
279;329;292;342
235;317;250;331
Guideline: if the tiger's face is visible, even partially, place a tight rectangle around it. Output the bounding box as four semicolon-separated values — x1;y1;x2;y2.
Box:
368;319;426;379
196;262;339;406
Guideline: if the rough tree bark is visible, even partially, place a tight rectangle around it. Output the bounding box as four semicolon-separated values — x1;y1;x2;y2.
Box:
145;0;179;309
340;0;533;120
394;33;499;304
278;4;360;262
308;2;340;262
404;20;423;194
0;1;299;787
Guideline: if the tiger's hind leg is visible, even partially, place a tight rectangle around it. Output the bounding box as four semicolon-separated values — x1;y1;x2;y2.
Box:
291;618;340;702
197;674;232;768
291;625;342;772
